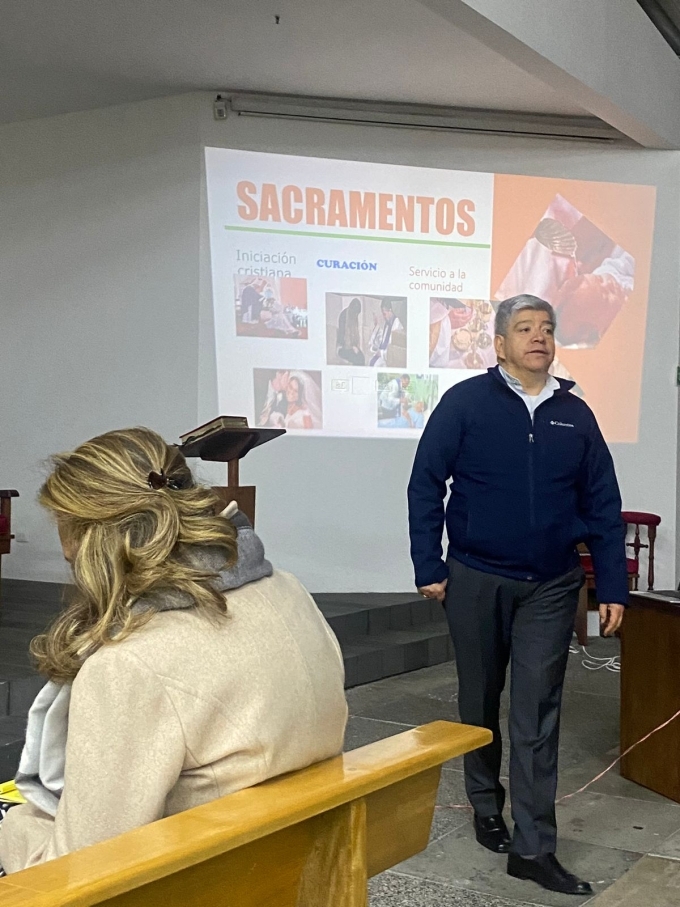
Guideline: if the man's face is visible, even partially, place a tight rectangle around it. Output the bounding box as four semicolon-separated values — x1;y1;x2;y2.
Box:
494;309;555;374
401;377;410;390
382;306;391;321
272;370;290;392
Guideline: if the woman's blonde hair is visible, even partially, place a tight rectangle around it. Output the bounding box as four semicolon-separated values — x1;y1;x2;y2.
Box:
32;427;237;682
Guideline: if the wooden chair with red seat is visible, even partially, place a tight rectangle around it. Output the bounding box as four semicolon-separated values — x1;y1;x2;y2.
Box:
620;511;661;592
0;489;19;599
574;511;660;645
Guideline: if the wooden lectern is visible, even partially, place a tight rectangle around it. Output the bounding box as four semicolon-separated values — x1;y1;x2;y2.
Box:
179;427;284;526
620;590;680;803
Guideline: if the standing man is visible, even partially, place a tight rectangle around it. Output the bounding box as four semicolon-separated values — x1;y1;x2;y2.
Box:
408;295;627;897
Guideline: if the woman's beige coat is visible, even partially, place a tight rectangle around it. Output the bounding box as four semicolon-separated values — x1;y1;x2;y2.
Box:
0;570;348;873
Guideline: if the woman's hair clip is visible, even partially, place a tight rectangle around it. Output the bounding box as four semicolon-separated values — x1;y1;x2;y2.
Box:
147;470;182;491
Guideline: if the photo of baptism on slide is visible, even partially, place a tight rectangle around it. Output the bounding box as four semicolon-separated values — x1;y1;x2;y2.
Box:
233;276;308;339
254;369;323;430
325;293;407;367
376;373;438;430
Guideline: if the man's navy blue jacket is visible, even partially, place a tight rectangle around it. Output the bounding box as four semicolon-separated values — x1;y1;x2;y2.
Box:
408;366;628;604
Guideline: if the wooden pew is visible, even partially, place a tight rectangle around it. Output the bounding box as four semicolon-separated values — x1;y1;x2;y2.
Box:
0;720;490;907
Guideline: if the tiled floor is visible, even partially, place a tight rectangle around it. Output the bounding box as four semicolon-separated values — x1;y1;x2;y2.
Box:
342;638;680;906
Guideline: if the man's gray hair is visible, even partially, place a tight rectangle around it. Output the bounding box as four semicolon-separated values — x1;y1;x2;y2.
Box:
494;294;556;338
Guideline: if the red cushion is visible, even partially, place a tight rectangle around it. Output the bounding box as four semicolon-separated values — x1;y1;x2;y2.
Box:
0;514;8;536
580;553;638;576
621;511;661;527
579;554;593;574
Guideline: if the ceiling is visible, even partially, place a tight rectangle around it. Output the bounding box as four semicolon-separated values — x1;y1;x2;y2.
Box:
651;0;680;14
638;0;680;54
0;0;585;126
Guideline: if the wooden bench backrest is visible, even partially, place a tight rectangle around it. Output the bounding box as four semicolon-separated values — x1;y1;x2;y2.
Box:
0;721;490;907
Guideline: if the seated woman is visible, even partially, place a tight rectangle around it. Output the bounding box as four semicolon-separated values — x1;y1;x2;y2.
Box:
0;428;347;874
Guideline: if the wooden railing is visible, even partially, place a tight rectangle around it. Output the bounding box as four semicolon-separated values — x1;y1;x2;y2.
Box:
0;720;490;906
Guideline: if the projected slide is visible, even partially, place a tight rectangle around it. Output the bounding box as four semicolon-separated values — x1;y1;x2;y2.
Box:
205;149;655;442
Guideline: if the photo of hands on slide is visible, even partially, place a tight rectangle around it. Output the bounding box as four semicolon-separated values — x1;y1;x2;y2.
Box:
495;194;635;349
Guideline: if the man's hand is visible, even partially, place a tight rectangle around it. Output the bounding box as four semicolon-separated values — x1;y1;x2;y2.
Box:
418;580;448;603
599;603;625;637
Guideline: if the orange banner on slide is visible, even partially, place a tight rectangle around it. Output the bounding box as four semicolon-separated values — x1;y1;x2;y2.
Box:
491;174;656;443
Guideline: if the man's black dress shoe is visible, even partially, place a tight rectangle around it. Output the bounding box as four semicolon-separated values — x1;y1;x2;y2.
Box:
508;853;594;896
474;814;511;853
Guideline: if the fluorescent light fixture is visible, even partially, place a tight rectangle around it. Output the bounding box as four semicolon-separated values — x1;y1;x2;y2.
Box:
220;92;624;143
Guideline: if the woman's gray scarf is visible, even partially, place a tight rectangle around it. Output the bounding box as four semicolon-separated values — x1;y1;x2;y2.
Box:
14;504;272;816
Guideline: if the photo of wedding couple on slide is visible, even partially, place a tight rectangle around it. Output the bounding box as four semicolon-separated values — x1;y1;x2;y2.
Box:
254;369;323;430
234;276;308;339
376;373;438;430
325;294;407;367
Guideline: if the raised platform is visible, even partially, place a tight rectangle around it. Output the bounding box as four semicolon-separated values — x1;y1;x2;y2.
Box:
0;579;453;779
0;580;66;779
316;593;452;687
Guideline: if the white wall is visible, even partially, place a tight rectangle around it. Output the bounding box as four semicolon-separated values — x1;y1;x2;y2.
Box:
2;91;679;592
0;93;202;581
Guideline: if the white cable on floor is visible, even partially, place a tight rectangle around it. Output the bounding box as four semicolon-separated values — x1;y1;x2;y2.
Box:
581;646;620;673
569;644;620;672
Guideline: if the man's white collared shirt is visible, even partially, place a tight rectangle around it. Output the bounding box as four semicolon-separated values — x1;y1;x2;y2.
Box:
499;366;560;422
